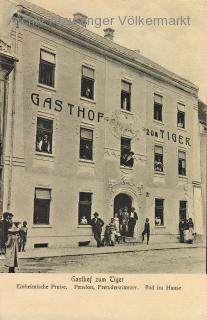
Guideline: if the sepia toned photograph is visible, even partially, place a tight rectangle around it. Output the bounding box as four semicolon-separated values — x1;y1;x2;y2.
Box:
0;0;206;274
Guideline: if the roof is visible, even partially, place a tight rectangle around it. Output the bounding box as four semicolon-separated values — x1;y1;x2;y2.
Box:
12;0;198;95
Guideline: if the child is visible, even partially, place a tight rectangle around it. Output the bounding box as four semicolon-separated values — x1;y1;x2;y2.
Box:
19;221;28;252
80;216;88;224
142;218;150;245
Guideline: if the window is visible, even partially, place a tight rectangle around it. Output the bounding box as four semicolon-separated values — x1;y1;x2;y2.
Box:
81;66;95;100
39;49;56;87
121;80;131;111
36;117;53;154
33;188;51;224
78;192;92;224
178;150;186;176
80;128;93;160
120;137;134;167
154;94;163;121
179;201;187;220
177;103;185;128
154;145;163;172
155;198;164;226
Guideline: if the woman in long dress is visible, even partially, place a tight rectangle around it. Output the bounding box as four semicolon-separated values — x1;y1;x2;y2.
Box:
5;223;20;273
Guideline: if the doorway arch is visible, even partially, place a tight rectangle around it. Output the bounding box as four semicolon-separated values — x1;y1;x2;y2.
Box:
113;193;132;215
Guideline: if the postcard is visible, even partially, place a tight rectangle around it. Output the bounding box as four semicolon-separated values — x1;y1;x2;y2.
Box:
0;0;206;319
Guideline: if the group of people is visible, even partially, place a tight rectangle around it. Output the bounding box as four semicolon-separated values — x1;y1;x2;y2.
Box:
0;212;28;273
179;217;194;244
90;208;151;247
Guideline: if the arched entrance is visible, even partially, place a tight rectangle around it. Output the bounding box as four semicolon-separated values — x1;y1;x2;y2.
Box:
113;193;132;215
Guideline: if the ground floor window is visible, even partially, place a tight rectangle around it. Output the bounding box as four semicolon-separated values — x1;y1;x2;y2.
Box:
155;198;164;226
33;188;51;224
78;192;92;225
179;201;187;220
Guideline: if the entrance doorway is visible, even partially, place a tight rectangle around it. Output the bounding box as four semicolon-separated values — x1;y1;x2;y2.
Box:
114;193;132;215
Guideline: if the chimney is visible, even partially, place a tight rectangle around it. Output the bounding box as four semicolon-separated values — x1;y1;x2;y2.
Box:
104;28;114;41
73;13;87;27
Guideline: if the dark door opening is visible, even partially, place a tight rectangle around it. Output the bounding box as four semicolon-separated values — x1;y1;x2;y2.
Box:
114;193;132;215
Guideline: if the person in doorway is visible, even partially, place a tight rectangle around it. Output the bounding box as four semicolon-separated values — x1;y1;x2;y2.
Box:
128;207;138;237
19;221;28;252
5;222;20;273
91;212;104;247
113;213;120;232
121;207;129;241
142;218;150;245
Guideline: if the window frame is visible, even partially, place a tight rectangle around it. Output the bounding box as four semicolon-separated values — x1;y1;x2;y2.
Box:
121;80;131;112
177;103;185;129
78;192;92;225
39;49;56;88
120;137;132;167
36;117;53;155
33;188;51;225
154;93;163;122
79;127;94;161
155;198;164;226
154;145;164;173
178;150;186;176
81;65;95;100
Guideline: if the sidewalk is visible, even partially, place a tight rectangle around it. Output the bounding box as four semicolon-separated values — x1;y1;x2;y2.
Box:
17;241;205;259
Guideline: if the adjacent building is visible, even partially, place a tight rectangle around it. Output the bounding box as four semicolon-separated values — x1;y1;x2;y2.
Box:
1;0;204;248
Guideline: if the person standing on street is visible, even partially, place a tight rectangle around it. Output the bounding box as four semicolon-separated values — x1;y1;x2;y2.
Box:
91;212;104;247
0;212;12;258
128;207;138;237
5;222;20;273
142;218;150;245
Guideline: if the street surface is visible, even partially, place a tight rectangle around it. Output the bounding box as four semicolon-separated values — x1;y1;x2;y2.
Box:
0;247;205;273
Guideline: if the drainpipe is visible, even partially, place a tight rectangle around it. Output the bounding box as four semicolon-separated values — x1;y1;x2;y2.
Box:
6;21;19;211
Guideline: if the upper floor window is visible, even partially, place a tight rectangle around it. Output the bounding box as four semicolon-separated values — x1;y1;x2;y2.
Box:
120;137;134;167
155;198;164;226
177;103;185;128
154;94;163;121
36;117;53;154
154;145;163;172
121;80;131;111
178;150;186;176
39;49;56;87
80;128;93;160
33;188;51;225
81;66;95;100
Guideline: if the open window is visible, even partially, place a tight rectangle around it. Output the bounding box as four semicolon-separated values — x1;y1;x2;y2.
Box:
177;103;185;128
154;94;163;121
81;66;95;100
121;80;131;111
39;49;56;87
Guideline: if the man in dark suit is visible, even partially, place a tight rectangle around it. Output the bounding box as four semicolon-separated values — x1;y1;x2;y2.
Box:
91;212;104;247
0;212;12;256
128;207;138;237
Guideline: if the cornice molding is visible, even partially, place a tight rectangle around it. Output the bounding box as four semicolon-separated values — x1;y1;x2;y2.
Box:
14;10;198;97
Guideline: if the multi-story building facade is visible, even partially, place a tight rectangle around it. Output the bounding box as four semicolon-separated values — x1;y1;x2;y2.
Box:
1;0;204;248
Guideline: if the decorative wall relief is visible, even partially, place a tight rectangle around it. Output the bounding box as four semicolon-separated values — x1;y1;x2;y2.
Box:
105;110;144;140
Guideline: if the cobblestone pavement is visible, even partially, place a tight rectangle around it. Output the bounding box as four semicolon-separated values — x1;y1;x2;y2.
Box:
0;247;205;273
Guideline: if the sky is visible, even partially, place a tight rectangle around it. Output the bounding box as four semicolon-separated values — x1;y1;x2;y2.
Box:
1;0;207;101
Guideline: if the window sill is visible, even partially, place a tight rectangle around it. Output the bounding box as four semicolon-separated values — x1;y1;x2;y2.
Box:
178;175;187;179
80;97;96;105
154;226;166;229
154;171;165;176
37;83;56;92
177;126;186;132
120;165;133;170
35;152;54;161
120;109;133;115
79;159;95;167
153;120;164;126
32;225;52;228
77;225;92;228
